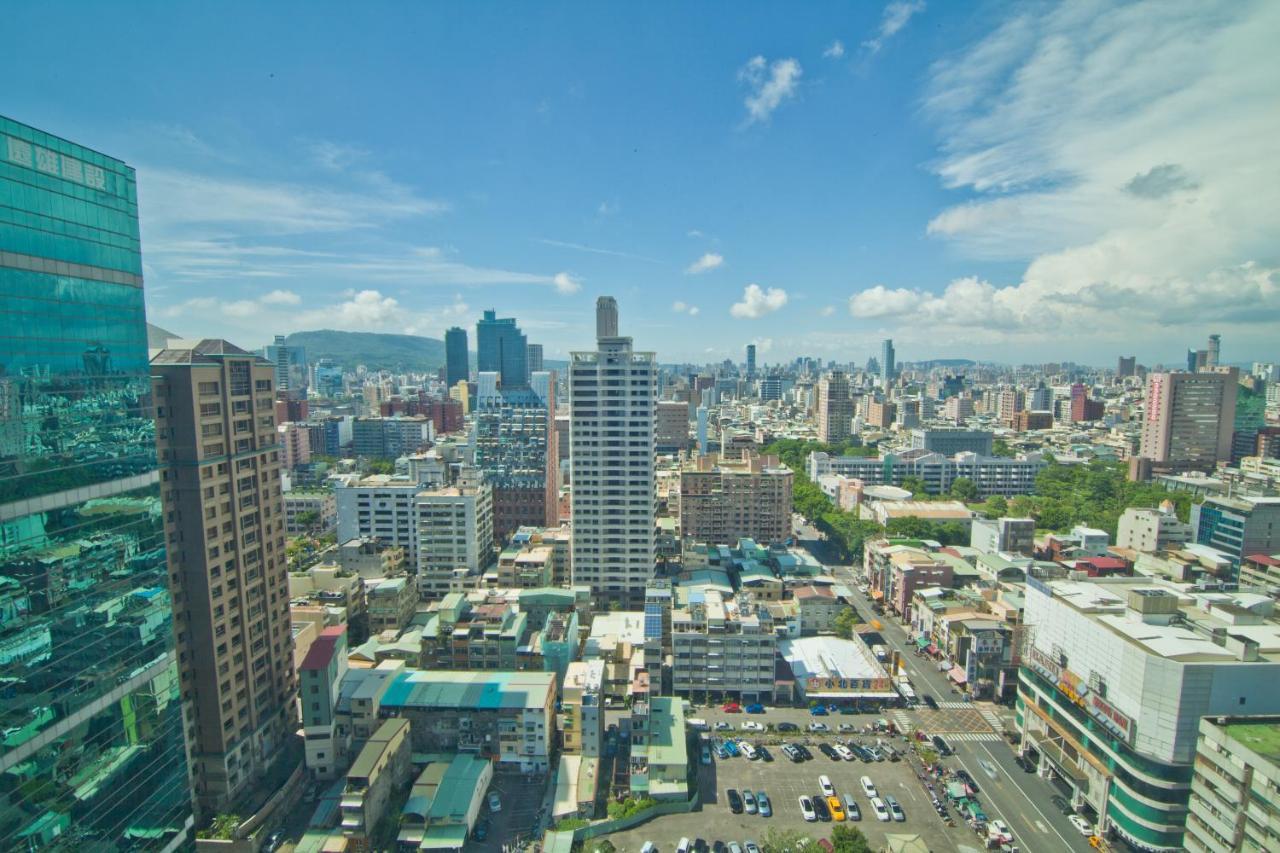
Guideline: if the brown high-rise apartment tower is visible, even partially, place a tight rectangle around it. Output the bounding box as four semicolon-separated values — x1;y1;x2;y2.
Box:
153;339;298;817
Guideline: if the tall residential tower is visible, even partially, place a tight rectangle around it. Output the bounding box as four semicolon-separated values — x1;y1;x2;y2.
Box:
444;326;468;387
152;341;298;817
570;298;656;607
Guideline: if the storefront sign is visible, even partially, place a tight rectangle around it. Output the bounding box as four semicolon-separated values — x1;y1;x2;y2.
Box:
1027;646;1061;681
1089;693;1134;741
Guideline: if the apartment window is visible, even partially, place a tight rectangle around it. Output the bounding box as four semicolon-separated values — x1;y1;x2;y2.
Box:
198;381;220;396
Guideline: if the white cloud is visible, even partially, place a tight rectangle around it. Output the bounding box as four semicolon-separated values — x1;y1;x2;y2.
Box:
689;306;701;316
731;284;789;319
260;289;301;305
820;305;836;317
752;337;774;354
823;40;846;59
553;272;582;294
864;1;925;54
738;56;803;125
310;289;401;329
848;0;1280;355
684;252;724;275
535;238;660;264
672;301;701;315
597;199;620;216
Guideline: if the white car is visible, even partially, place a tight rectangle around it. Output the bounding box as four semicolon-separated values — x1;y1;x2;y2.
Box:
488;791;502;812
988;820;1014;843
714;721;733;731
808;722;829;732
741;721;766;732
740;741;758;760
818;775;835;797
860;776;877;798
743;790;758;814
870;797;890;822
1069;815;1093;837
834;744;854;761
799;795;817;822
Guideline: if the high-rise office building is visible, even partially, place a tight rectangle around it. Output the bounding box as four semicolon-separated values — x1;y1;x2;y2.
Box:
444;326;468;387
1139;370;1237;472
527;343;544;373
262;334;307;397
0;115;195;849
1069;382;1104;422
570;298;656;607
476;309;528;389
746;344;756;379
880;338;896;387
472;393;558;542
1117;355;1136;378
816;370;854;442
152;340;298;816
596;296;618;339
1206;333;1221;368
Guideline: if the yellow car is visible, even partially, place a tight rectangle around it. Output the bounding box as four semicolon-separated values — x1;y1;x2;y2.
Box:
827;796;846;822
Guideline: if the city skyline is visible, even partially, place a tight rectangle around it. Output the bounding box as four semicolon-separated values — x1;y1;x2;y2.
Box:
2;1;1276;364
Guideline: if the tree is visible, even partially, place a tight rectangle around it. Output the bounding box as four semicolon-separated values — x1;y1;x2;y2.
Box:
366;459;395;475
900;475;930;497
992;438;1014;457
296;509;321;533
833;606;859;639
949;476;979;502
981;495;1009;518
830;825;872;853
761;828;821;853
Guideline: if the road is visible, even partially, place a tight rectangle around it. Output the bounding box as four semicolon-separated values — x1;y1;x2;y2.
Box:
792;519;1093;853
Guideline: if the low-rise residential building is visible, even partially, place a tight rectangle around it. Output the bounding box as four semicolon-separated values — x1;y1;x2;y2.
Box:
561;659;605;757
1039;525;1111;560
397;754;494;851
340;717;412;844
809;449;1045;498
336;537;406;579
285;488;337;535
365;576;418;635
1117;504;1193;553
424;599;528;671
629;697;689;801
1240;553;1280;597
868;499;974;529
1018;577;1280;851
378;669;557;772
289;561;368;643
300;625;350;780
1185;715;1280;853
792;584;846;635
671;590;776;702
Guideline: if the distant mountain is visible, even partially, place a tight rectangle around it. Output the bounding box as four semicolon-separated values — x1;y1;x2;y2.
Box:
911;358;976;369
285;329;447;372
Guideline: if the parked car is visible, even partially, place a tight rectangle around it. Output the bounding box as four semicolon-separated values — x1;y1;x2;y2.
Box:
819;775;836;797
473;819;490;841
842;794;862;822
677;839;691;853
261;831;285;853
860;776;877;798
798;795;817;822
639;842;655;853
838;723;857;733
743;790;758;814
827;796;846;822
811;794;831;822
808;722;829;733
776;722;799;732
745;703;766;714
743;843;760;853
1068;815;1094;837
740;741;758;760
796;744;814;761
723;702;742;713
885;795;905;822
781;744;801;762
834;744;854;761
727;789;743;814
818;743;839;760
727;843;742;853
757;791;772;818
758;745;773;762
931;734;953;756
700;745;712;765
741;721;765;732
1051;795;1071;814
714;721;733;731
871;797;890;822
809;705;829;716
488;791;502;812
988;820;1014;844
956;769;979;793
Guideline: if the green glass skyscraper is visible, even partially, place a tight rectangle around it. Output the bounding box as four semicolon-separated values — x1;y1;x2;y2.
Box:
0;117;193;848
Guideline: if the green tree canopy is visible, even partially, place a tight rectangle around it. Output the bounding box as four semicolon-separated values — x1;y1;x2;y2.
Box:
833;606;859;639
761;828;822;853
830;825;873;853
949;476;979;502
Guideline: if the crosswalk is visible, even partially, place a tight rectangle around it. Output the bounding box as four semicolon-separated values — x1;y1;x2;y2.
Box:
941;731;1003;742
889;711;912;730
936;700;970;709
978;706;1006;730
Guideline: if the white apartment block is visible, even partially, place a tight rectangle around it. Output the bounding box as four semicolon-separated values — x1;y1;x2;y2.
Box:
672;590;776;702
1185;715;1280;853
336;476;422;562
415;479;495;600
1116;505;1192;553
570;316;657;609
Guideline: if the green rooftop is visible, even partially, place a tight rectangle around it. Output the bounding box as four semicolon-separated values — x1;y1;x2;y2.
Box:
1225;721;1280;762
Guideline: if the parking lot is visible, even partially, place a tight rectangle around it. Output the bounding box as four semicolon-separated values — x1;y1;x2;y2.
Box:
606;734;974;853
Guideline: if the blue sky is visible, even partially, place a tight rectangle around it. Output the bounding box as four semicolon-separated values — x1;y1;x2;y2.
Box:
4;1;1277;365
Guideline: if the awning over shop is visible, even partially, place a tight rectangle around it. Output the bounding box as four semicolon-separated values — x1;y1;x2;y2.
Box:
870;589;884;601
948;666;968;685
914;636;930;649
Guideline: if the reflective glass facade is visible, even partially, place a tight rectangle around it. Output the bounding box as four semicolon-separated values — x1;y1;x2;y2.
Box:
0;116;193;849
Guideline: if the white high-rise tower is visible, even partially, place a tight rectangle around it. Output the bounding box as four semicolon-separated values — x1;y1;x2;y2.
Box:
571;297;656;607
